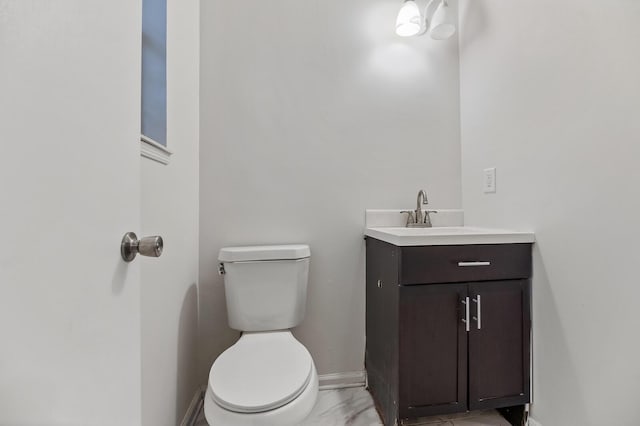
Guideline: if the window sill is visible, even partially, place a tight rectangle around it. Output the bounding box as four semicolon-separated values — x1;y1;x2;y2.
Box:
141;135;172;165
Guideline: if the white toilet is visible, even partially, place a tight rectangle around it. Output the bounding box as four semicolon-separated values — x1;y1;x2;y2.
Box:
204;244;319;426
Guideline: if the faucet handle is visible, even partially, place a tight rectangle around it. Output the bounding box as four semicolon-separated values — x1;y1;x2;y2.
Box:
400;210;415;226
422;209;438;226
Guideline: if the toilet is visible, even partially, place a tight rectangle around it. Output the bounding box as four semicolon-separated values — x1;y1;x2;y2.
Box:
204;244;318;426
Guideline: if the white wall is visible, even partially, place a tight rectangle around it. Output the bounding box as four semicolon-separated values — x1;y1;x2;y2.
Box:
140;0;200;424
199;0;462;378
458;1;640;424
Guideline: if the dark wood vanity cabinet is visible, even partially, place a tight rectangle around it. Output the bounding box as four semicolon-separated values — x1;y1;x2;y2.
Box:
365;238;532;426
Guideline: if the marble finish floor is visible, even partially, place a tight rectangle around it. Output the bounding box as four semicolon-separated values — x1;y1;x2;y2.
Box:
194;386;510;425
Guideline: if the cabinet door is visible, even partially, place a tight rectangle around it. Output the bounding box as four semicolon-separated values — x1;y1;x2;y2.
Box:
468;280;531;410
399;284;468;419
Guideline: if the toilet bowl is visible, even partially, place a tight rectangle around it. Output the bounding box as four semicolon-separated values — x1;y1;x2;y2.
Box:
204;331;318;425
204;244;318;426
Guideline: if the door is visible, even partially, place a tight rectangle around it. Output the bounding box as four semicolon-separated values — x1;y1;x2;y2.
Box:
0;2;142;425
399;283;468;419
468;280;531;410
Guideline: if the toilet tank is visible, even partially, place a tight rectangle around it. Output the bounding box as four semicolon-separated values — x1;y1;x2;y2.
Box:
218;244;310;332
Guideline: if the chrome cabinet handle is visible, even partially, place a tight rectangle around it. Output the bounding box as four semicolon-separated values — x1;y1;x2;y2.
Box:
458;261;491;267
461;297;470;332
472;295;482;330
121;232;164;262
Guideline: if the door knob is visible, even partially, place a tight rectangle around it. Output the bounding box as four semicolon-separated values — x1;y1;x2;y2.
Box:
121;232;163;262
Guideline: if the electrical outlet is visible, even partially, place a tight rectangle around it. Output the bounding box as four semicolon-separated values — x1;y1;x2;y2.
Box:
483;167;496;193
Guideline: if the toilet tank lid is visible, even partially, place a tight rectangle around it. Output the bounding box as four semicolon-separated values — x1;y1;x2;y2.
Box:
219;244;310;262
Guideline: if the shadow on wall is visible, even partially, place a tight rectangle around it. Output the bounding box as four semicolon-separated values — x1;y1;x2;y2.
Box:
197;271;240;387
458;0;488;54
531;245;587;423
111;257;129;295
176;283;200;425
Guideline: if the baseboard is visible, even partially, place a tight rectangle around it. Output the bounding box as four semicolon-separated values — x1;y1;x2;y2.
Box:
318;371;366;390
528;417;542;426
180;386;206;426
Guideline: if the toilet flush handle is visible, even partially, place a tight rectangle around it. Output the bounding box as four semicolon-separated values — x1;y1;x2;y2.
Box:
121;232;164;262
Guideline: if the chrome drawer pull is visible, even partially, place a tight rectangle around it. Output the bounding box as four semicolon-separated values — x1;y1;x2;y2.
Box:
458;261;491;267
472;295;482;330
461;297;470;332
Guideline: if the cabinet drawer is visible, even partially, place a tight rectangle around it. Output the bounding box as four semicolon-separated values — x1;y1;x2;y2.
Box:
399;244;532;285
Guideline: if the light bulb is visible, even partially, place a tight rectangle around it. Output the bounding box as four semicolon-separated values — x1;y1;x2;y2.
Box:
396;0;422;37
430;0;456;40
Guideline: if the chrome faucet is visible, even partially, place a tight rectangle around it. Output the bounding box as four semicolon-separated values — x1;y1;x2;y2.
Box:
401;189;437;228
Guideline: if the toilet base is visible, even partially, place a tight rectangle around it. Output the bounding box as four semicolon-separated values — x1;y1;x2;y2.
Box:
204;363;318;426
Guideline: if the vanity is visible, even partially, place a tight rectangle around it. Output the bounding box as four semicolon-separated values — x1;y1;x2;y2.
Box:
364;220;534;426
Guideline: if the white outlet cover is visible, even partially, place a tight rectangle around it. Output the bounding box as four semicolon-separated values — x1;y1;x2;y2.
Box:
483;167;496;193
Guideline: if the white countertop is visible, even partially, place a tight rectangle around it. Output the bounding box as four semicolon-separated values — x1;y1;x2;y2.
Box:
364;226;535;246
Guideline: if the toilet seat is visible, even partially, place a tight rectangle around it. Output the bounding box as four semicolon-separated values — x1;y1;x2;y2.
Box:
209;331;313;414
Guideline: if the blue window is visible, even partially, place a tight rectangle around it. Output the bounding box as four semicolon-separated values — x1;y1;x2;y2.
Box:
141;0;167;146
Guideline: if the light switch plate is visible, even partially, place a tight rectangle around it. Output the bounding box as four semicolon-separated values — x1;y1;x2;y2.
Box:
483;168;496;193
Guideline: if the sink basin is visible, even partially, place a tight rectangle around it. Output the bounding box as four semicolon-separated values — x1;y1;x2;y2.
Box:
378;227;483;235
364;226;535;246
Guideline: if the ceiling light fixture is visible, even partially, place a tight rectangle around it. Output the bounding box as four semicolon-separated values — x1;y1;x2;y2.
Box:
429;0;456;40
395;0;456;40
395;0;423;37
